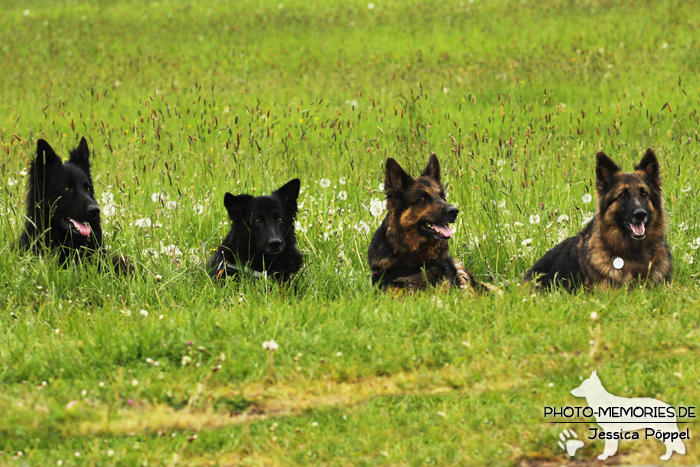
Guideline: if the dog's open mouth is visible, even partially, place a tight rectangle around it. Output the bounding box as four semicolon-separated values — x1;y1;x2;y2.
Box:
62;218;91;237
420;222;454;239
627;221;646;239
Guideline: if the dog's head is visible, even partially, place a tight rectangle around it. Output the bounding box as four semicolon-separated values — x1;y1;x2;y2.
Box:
571;370;602;398
224;178;300;255
595;149;663;241
384;154;458;241
27;138;101;242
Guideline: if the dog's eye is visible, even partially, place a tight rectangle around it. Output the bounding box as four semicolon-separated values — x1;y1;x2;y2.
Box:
640;190;649;198
254;219;261;225
86;187;91;193
618;192;628;200
440;193;447;200
64;187;70;192
420;196;428;203
277;218;283;223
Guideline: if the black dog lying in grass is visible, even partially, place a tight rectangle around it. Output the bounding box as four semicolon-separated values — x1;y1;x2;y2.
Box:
16;138;132;274
208;179;303;282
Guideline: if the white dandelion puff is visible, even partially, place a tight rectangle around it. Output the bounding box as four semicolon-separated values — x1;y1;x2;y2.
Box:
581;193;592;203
370;198;385;217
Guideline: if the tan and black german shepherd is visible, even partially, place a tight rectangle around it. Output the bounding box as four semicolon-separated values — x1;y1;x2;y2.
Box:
525;149;671;290
368;154;490;292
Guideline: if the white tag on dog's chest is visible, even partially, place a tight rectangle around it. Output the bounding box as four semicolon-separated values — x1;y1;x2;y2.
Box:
613;257;624;270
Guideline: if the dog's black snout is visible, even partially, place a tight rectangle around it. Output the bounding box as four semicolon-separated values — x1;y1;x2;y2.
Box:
633;208;647;221
446;205;459;222
87;205;100;217
268;238;283;252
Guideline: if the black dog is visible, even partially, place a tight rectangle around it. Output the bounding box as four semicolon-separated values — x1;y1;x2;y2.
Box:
17;138;132;274
208;179;303;281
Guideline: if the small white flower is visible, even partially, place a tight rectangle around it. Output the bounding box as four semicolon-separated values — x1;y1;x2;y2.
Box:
378;182;385;191
336;352;342;357
521;238;533;247
529;214;540;224
557;214;570;224
194;203;204;215
74;452;80;457
513;221;524;228
681;185;692;193
354;221;370;235
165;201;178;210
370;198;385;217
182;356;192;366
311;422;318;427
151;192;168;203
661;42;668;49
339;176;347;185
102;203;116;217
131;380;138;386
294;220;307;234
581;212;594;226
23;9;30;15
107;450;114;457
581;193;592;204
142;248;159;259
262;340;279;351
367;2;375;9
8;177;18;186
683;252;694;264
338;191;347;200
134;217;152;228
591;311;599;321
319;178;331;188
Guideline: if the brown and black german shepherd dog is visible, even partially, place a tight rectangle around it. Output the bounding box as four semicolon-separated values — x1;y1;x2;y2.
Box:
368;154;490;292
525;149;671;290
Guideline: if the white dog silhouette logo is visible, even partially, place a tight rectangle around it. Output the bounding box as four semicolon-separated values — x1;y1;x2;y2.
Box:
571;370;686;461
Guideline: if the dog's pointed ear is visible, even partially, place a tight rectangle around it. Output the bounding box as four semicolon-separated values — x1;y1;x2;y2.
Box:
273;178;301;215
223;193;252;220
595;152;621;191
35;139;62;170
421;153;441;183
385;158;413;196
635;148;661;187
68;137;92;176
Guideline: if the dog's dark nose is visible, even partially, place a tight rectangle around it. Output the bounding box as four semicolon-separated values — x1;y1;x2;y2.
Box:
446;205;459;222
268;238;284;252
87;205;100;217
633;209;647;221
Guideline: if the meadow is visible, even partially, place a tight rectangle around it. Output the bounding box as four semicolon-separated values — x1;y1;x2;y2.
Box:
1;0;700;465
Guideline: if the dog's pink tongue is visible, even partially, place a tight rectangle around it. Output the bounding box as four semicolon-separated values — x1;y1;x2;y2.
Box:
631;222;645;235
70;219;91;237
434;224;454;238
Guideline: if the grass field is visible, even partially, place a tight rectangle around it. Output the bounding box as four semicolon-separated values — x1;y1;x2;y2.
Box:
2;0;700;465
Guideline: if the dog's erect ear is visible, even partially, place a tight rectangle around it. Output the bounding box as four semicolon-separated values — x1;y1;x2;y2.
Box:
595;152;621;191
635;148;661;187
385;158;413;196
68;137;91;176
421;153;441;183
273;178;301;214
223;193;252;220
35;139;62;169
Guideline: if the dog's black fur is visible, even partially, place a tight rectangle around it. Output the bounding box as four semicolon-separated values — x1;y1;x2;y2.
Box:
525;149;671;290
208;179;303;281
16;138;132;274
